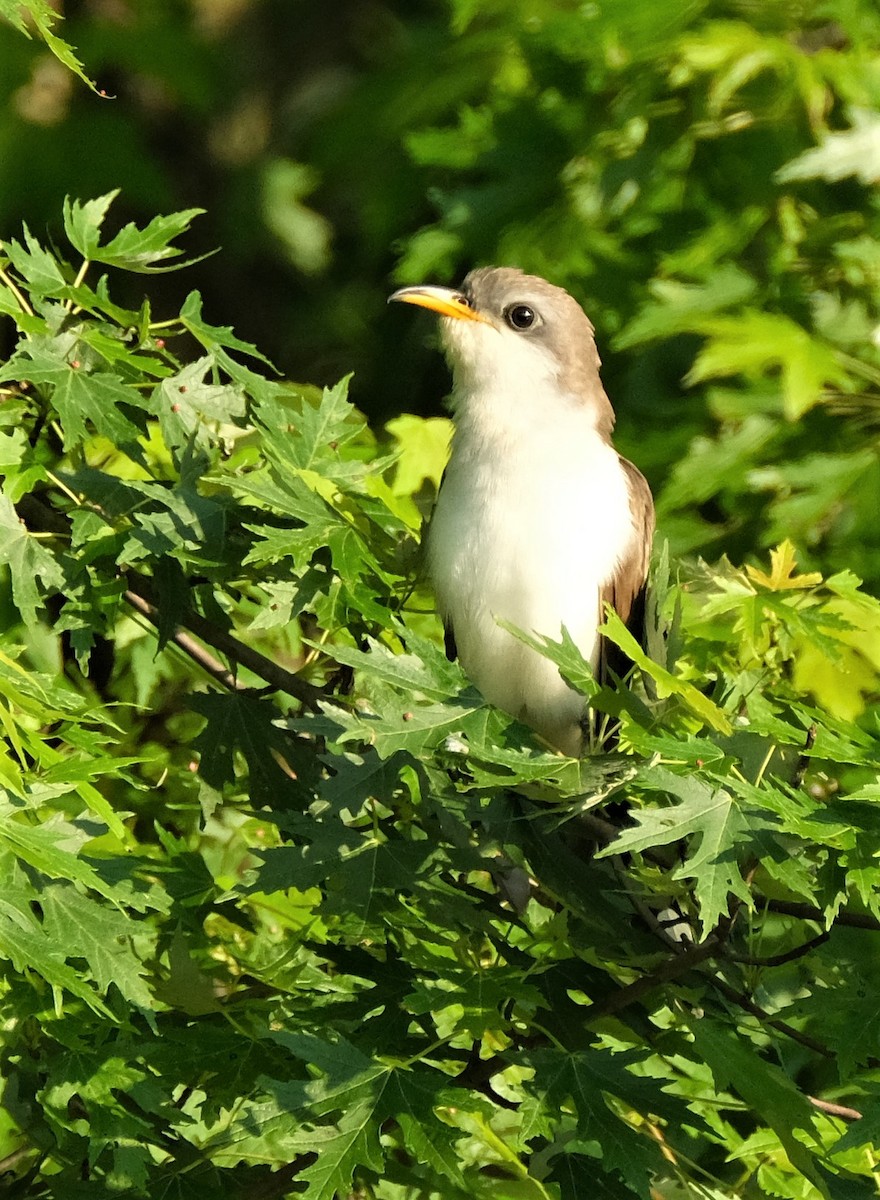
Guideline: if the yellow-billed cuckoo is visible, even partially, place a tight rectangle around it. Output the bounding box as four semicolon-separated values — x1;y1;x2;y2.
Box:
390;267;654;756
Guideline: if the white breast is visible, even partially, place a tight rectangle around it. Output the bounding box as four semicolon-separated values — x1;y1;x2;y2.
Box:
426;372;636;755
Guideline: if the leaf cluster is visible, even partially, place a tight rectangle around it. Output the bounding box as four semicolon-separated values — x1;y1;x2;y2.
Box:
0;193;880;1200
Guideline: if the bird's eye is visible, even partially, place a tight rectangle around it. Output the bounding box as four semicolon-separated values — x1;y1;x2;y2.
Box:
505;304;536;330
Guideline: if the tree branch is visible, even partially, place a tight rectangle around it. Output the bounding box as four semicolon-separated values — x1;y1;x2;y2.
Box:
584;938;721;1022
711;976;833;1058
123;574;322;708
761;898;880;932
124;589;250;693
726;931;830;968
808;1096;862;1122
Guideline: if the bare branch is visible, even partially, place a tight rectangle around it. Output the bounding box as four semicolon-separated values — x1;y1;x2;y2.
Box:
762;899;880;932
585;938;721;1022
792;722;818;789
808;1096;862;1122
17;491;324;709
711;976;833;1058
123;574;322;708
726;931;830;967
124;589;249;693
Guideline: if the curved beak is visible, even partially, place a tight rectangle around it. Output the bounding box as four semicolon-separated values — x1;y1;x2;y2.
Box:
388;284;488;323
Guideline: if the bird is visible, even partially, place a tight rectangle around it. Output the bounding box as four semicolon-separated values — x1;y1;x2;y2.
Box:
389;267;654;757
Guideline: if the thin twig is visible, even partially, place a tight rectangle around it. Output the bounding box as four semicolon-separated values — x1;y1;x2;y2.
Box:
613;853;696;948
792;723;818;789
608;851;841;1075
0;1145;36;1174
711;976;833;1058
762;898;880;932
0;254;35;317
124;589;249;693
726;931;830;968
577;809;620;845
123;575;322;709
808;1096;862;1122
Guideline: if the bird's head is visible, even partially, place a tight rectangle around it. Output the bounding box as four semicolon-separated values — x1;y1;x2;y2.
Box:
389;266;613;434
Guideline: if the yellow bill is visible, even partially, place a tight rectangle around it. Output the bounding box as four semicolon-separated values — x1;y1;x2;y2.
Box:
388;285;489;323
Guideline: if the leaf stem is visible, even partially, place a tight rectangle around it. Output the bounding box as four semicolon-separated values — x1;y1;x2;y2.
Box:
0;255;34;317
753;742;776;787
65;258;90;312
46;470;83;507
72;258;90;290
398;1035;453;1070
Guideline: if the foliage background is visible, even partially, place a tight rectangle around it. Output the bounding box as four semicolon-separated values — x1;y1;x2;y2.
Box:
1;1;880;1198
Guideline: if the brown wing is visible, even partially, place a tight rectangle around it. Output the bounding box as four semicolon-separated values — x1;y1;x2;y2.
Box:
599;456;655;682
419;465;459;661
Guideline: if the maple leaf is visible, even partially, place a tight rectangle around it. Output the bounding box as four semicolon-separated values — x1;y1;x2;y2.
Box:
599;766;756;935
746;539;823;591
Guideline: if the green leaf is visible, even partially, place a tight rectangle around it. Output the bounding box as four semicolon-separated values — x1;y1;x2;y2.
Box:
525;1046;672;1193
274;1102;385;1198
262;158;332;274
63;192;206;271
0;326;152;448
303;670;506;758
687;1019;826;1194
0;0;97;89
601;609;732;733
40;884;154;1009
189;691;302;805
0;869;113;1014
318;635;464;703
0;800;118;899
3;225;68;295
0;491;66;624
598;766;754;935
180;290;278;395
62;192;120;258
497;620;600;704
255;376;369;484
151;357;247;450
385;413;452;496
617;264;759;349
776;109;880;186
380;1071;468;1188
94;208;208;272
830;1090;880;1156
686;312;850;420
